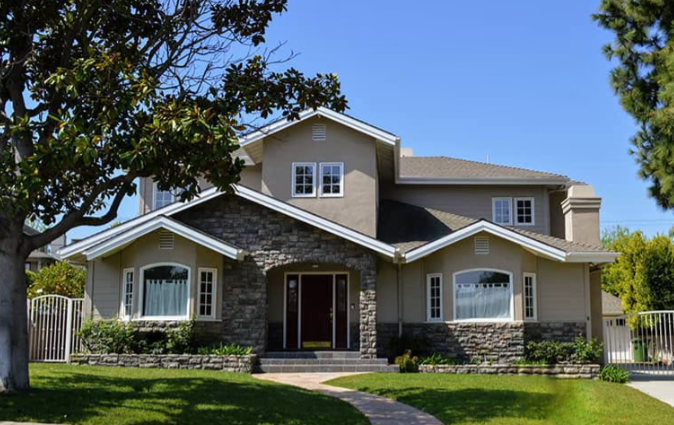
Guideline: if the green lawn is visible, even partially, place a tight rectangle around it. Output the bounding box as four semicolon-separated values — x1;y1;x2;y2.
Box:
0;364;367;425
327;373;674;425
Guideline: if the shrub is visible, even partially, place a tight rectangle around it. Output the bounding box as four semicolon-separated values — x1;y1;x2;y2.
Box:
27;261;86;299
525;341;573;364
599;365;630;383
418;352;460;366
78;320;135;354
197;343;253;356
395;350;419;373
166;319;195;354
388;335;427;359
572;335;604;363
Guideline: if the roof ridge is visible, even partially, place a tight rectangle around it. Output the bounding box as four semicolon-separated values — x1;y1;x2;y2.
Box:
404;155;569;179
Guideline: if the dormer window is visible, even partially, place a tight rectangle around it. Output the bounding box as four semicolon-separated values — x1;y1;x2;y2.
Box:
292;162;316;197
320;162;344;197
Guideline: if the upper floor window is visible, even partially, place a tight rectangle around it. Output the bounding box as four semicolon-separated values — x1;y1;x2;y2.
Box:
154;183;174;209
515;197;535;226
320;162;344;197
492;198;512;225
292;163;316;197
453;269;513;321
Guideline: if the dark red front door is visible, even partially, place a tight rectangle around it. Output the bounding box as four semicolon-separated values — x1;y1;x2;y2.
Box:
301;275;333;349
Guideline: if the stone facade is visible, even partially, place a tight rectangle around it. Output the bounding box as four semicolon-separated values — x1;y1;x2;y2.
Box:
131;320;223;347
523;322;587;343
419;363;600;379
70;354;256;373
175;195;378;358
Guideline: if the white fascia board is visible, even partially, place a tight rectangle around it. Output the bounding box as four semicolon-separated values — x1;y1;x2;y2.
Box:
403;221;568;263
59;186;223;259
233;185;398;258
565;252;620;264
238;107;399;147
83;216;246;261
396;177;569;186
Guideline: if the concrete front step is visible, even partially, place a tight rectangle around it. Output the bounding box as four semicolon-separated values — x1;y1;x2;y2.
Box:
255;364;399;373
264;351;360;359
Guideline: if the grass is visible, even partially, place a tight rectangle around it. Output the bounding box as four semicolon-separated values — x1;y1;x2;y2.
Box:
0;364;367;425
327;373;674;425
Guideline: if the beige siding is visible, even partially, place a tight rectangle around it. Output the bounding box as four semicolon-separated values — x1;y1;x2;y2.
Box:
590;269;603;341
85;230;224;321
549;191;567;239
260;117;378;236
381;184;550;235
377;233;589;325
239;164;262;191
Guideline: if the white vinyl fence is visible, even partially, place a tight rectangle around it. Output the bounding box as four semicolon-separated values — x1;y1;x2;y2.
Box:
28;295;84;362
604;311;674;376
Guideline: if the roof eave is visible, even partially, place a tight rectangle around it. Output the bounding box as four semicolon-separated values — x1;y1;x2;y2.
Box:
395;177;569;186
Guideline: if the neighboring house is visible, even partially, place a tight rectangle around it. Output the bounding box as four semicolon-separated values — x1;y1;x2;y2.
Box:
602;290;631;362
24;225;65;272
59;107;618;363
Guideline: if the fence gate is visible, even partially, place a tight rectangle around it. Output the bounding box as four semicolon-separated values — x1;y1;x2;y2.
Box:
604;311;674;376
28;295;84;362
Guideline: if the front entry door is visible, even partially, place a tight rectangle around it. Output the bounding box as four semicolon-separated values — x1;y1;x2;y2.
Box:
301;275;333;349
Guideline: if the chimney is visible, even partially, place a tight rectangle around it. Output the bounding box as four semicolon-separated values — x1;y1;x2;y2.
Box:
561;184;602;246
400;148;414;157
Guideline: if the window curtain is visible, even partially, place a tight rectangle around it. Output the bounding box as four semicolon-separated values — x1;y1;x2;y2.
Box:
144;279;188;317
455;283;510;320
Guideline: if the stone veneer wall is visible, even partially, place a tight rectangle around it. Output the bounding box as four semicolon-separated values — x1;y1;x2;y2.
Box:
175;195;378;358
70;354;256;373
419;364;600;379
132;321;223;347
378;321;588;363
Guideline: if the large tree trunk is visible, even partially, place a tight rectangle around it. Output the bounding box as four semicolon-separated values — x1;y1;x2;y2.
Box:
0;228;30;392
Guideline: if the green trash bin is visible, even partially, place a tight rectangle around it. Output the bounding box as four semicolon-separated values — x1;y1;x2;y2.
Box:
633;338;647;362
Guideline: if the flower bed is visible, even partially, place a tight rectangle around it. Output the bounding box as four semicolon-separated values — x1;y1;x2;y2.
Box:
419;363;600;379
69;353;257;374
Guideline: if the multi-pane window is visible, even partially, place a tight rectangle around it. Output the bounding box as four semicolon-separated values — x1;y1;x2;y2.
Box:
426;274;443;322
122;269;134;319
515;198;535;225
492;198;512;225
320;163;344;197
524;273;537;320
454;270;512;321
154;185;174;209
292;163;316;197
198;268;216;319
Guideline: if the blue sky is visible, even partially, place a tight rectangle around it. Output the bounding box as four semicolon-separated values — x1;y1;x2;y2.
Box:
69;0;674;241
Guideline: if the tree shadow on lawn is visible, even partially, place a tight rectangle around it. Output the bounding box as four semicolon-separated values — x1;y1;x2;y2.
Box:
356;386;560;424
0;367;366;425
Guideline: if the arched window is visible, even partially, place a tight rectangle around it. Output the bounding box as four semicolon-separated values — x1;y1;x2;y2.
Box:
140;263;190;319
453;269;513;321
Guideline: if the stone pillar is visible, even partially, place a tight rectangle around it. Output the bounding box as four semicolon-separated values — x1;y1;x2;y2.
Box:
359;264;377;359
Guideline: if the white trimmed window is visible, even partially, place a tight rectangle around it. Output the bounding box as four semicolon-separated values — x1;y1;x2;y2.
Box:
153;183;174;209
426;273;443;322
492;198;513;225
453;269;513;321
319;162;344;197
198;268;217;319
140;263;190;319
292;162;316;197
524;273;537;320
122;268;134;319
515;197;535;226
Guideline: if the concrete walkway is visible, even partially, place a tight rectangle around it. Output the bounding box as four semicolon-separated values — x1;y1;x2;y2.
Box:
254;373;442;425
628;376;674;408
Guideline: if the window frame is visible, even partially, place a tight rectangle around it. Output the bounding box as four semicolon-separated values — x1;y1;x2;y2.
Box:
319;162;345;198
452;268;514;322
121;268;134;320
492;197;513;225
153;182;175;210
426;273;444;322
137;262;191;321
197;267;218;320
523;272;538;321
291;162;317;198
514;197;536;226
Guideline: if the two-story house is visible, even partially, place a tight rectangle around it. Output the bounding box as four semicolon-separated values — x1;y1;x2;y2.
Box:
60;107;617;367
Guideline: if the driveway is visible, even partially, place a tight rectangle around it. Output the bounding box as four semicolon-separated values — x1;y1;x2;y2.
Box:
628;376;674;408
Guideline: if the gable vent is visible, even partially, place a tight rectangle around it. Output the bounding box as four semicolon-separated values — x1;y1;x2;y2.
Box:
159;231;174;250
312;124;326;141
474;236;489;255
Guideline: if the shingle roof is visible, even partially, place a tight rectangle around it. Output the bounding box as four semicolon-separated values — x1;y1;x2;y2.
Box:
602;291;624;316
378;199;608;254
400;156;569;181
